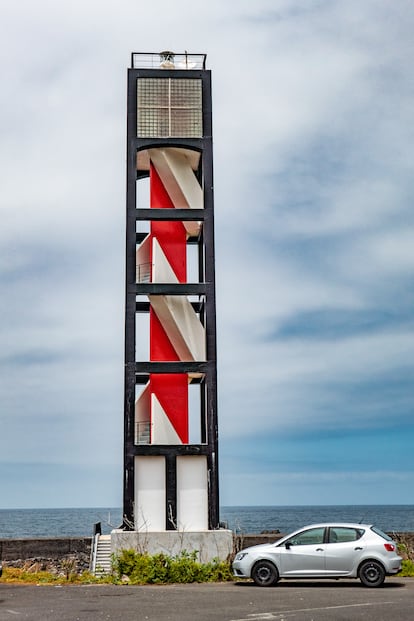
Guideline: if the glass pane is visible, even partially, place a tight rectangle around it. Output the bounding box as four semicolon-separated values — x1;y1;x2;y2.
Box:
138;78;169;107
171;79;202;108
329;527;363;543
289;527;325;546
171;108;202;138
137;78;203;138
137;108;169;138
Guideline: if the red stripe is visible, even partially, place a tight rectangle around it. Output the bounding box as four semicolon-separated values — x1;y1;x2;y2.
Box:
149;162;188;442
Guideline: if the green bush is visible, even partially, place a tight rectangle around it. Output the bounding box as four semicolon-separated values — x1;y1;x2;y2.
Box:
399;559;414;577
112;549;233;584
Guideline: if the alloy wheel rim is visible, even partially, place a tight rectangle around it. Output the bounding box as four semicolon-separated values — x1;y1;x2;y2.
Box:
258;567;271;582
364;565;380;582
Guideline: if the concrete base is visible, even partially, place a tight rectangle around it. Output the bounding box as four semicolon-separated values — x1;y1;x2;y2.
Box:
111;529;234;564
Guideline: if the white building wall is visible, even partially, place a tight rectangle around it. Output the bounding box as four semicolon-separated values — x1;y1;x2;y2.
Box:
134;456;165;531
176;456;208;531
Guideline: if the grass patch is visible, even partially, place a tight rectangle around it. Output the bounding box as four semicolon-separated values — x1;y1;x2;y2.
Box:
1;567;111;585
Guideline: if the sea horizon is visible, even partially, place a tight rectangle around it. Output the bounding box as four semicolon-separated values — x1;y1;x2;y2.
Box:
2;502;414;510
1;504;413;538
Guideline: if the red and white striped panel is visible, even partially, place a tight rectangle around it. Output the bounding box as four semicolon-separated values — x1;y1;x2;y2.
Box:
135;148;205;445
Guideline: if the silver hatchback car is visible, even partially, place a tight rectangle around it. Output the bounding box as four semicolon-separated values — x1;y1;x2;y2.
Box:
233;523;402;587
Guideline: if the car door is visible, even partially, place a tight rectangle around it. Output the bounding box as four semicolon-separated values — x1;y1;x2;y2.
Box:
324;527;365;575
278;527;326;576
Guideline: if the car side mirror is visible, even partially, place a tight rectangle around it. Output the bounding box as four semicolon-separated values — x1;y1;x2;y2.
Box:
285;542;292;549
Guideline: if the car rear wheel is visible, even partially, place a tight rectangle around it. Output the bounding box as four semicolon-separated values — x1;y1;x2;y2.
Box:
251;560;279;587
358;560;385;587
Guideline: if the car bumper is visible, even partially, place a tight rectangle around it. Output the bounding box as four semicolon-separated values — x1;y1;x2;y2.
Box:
232;560;252;579
385;558;402;575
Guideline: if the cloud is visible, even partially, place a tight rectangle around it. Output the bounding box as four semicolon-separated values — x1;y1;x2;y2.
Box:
1;0;413;507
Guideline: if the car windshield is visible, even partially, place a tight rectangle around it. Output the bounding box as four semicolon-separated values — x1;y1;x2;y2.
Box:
371;526;393;541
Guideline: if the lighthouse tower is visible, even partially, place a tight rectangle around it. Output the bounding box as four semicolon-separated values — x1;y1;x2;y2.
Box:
122;52;221;539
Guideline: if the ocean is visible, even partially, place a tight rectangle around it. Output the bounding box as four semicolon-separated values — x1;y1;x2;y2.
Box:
0;505;413;538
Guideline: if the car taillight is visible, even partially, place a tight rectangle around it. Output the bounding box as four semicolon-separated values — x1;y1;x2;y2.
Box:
384;543;395;552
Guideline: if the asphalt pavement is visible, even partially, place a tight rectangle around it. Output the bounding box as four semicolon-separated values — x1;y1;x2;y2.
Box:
0;578;413;621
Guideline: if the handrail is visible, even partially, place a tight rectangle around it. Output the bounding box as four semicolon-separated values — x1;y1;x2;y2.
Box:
90;533;100;574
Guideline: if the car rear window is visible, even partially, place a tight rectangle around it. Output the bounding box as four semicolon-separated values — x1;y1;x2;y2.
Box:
371;526;393;541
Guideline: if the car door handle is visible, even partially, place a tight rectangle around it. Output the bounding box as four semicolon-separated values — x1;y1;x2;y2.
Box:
354;547;363;551
316;548;324;552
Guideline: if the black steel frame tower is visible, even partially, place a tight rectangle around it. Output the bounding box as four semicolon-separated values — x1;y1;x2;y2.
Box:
123;52;219;531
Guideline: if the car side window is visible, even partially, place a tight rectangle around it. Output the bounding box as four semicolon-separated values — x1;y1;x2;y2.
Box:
286;527;325;546
328;527;364;543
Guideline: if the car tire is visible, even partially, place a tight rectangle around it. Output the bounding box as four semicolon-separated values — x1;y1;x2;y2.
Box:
358;560;385;587
251;560;279;587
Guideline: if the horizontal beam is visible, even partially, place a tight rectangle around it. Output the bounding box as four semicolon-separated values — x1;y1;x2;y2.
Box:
135;361;212;374
128;444;211;457
132;137;204;152
136;208;205;221
135;374;205;385
130;283;207;295
136;232;202;244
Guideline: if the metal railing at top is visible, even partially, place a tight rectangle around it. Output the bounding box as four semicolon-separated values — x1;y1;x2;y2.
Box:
131;52;207;70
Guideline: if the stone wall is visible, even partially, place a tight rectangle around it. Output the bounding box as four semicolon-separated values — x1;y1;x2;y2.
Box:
235;532;284;552
0;537;92;574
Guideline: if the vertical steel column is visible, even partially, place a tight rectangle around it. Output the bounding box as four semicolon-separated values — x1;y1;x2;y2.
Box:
123;69;139;526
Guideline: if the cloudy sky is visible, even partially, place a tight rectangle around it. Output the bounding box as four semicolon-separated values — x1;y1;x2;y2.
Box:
1;0;413;510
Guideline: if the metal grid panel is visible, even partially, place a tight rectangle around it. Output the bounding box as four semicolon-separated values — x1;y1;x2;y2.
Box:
137;78;202;138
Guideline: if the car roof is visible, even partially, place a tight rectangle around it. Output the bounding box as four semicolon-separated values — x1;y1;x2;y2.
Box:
292;523;372;529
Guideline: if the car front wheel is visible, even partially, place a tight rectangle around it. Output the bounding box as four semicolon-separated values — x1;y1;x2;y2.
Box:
251;560;279;587
358;560;385;587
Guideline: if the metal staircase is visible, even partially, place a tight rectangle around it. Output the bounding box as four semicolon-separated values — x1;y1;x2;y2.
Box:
92;534;112;575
